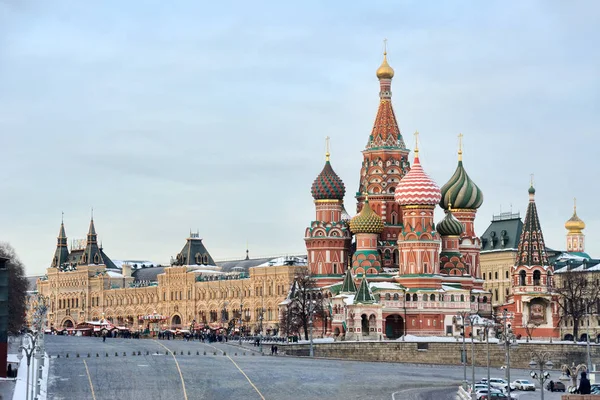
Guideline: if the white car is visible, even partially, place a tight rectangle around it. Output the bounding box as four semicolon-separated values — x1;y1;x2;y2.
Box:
512;379;536;391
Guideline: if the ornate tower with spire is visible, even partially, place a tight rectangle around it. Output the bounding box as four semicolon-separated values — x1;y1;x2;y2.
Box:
79;217;104;266
305;139;352;275
439;134;484;278
506;181;558;337
394;133;442;275
565;198;586;253
51;215;70;268
356;43;410;268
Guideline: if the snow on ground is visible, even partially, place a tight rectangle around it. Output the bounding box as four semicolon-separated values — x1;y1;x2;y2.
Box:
298;338;335;344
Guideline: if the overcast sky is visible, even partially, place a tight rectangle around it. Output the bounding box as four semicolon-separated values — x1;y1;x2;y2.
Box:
1;1;599;276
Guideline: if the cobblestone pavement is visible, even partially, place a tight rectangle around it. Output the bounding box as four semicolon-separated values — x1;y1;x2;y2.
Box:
44;336;565;400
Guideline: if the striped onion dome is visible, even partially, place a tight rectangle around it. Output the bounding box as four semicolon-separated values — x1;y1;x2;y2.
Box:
440;160;483;210
437;209;464;236
311;161;346;200
349;199;384;234
394;155;441;206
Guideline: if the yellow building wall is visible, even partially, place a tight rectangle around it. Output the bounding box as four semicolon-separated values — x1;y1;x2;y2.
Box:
34;263;298;335
480;250;517;307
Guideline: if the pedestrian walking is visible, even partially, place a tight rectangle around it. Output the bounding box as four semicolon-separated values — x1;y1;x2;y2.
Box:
578;371;591;394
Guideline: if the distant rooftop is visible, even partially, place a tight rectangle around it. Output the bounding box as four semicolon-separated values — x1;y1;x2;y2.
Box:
492;212;521;221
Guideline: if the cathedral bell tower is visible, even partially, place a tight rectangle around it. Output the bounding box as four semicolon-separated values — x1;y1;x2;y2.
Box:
565;198;585;252
356;43;410;268
305;139;352;275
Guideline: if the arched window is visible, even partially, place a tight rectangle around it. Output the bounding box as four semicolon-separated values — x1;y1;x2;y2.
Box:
495;272;498;280
422;294;427;302
406;293;411;302
430;294;435;301
482;296;488;304
451;295;455;302
533;270;541;286
505;270;509;279
385;293;391;300
460;294;465;302
520;270;527;286
393;293;399;301
412;294;418;302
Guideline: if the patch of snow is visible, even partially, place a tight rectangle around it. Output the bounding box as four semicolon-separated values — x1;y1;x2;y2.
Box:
297;337;335;344
256;256;308;267
369;282;404;290
106;271;124;278
111;260;157;269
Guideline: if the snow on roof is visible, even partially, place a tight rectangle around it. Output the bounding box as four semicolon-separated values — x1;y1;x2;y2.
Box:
369;282;404;290
256;256;308;267
111;260;157;269
342;294;355;305
441;285;469;292
189;269;224;274
106;270;124;278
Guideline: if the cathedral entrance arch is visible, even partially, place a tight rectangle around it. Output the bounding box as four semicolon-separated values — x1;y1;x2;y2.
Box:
385;314;404;339
61;318;74;329
171;314;182;328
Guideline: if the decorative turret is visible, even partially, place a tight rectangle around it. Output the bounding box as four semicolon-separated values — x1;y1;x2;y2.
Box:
355;276;375;304
565;198;585;252
305;138;352;275
437;208;464;237
51;215;70;268
340;268;357;294
395;132;441;275
79;216;104;265
349;198;384;234
311;138;345;201
350;196;383;274
394;132;441;206
439;134;483;210
515;180;549;268
376;50;394;80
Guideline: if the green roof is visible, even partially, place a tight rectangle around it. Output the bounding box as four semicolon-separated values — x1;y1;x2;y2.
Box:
355;277;375;303
340;269;357;293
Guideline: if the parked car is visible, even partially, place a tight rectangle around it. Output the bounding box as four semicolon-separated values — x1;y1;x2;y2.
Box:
480;378;516;392
512;379;536;391
545;380;566;392
477;388;502;400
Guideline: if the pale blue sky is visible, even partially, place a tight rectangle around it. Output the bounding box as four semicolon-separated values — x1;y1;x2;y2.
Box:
1;1;599;275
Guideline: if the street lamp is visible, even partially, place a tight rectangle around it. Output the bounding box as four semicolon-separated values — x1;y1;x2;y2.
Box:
529;352;553;400
308;300;317;357
455;311;470;390
479;317;495;400
18;333;38;400
560;362;587;393
498;309;517;398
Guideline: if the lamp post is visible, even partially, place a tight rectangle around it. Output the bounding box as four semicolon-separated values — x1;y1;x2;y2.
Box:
401;287;407;340
258;308;264;353
560;362;587;393
480;318;495;400
308;300;317;357
456;311;470;390
468;314;480;400
17;333;38;400
498;309;517;398
529;351;553;400
239;300;244;346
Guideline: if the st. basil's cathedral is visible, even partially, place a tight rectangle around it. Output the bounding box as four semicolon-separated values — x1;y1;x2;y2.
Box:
304;48;492;339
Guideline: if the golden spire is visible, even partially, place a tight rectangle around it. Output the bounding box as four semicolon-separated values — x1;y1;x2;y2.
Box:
458;133;463;161
376;39;395;80
565;197;585;233
414;130;419;159
325;136;330;162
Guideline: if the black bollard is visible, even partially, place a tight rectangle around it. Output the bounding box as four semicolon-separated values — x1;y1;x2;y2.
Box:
115;352;118;357
87;353;90;358
66;354;69;358
76;354;79;358
96;353;99;357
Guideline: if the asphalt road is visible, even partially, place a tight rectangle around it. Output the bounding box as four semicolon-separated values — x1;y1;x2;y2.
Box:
44;336;565;400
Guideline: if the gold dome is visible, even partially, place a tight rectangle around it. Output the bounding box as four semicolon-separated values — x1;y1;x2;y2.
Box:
376;52;394;80
565;199;585;233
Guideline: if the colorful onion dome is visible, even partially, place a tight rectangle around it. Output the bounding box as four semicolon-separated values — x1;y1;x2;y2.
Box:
311;160;346;200
565;199;585;233
376;51;394;80
439;161;483;210
394;141;441;206
437;209;464;236
349;199;384;234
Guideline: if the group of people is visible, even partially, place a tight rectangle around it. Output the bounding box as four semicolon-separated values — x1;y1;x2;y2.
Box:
270;344;279;355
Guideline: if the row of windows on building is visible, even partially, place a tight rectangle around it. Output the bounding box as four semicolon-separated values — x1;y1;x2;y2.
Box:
379;293;489;303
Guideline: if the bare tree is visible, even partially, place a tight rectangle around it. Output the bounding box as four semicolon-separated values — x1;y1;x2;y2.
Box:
524;322;540;341
554;270;600;341
283;267;324;340
0;243;29;333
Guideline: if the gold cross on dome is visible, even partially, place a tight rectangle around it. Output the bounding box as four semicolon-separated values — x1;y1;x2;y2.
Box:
414;130;420;157
325;136;330;161
458;133;463;161
383;38;388;55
